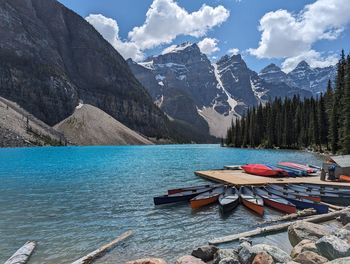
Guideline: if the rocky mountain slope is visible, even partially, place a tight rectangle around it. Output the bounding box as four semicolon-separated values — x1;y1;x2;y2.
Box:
128;43;313;138
259;61;336;95
54;104;152;146
0;97;65;147
0;0;181;141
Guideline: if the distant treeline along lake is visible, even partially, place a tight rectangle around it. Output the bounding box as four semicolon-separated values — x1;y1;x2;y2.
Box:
225;50;350;155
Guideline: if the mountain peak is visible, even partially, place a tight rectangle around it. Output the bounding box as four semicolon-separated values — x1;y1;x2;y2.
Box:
260;63;281;74
162;42;199;55
296;60;310;69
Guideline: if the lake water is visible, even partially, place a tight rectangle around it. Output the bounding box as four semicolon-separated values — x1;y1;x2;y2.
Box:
0;145;324;263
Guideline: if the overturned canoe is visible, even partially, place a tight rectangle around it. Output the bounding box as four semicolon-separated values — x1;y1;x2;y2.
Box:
265;187;329;214
190;186;225;209
253;187;297;214
239;186;264;216
241;164;287;177
268;184;321;202
219;187;240;214
154;187;214;205
278;162;317;174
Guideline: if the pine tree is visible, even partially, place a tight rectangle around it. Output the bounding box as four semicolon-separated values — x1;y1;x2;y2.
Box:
341;55;350;154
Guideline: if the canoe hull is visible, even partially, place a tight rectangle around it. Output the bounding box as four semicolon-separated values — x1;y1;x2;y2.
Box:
262;197;297;214
191;195;220;209
219;198;240;214
241;164;285;177
154;193;198;205
241;198;264;216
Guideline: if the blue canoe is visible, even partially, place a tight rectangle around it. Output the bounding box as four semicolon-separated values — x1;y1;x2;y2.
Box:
154;187;214;205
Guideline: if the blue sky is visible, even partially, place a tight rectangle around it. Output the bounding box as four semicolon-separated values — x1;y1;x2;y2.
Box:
58;0;350;72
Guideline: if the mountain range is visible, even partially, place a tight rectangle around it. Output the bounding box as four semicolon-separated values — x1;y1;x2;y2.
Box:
128;43;336;138
0;0;337;145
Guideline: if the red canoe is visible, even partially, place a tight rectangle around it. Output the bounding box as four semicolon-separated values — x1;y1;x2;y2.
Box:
241;164;287;177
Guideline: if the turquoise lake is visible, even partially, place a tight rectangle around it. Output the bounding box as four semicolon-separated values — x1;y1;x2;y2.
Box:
0;145;324;263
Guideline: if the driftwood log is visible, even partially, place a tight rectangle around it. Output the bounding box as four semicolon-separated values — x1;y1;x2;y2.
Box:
4;241;37;264
71;230;133;264
259;208;317;225
209;208;350;245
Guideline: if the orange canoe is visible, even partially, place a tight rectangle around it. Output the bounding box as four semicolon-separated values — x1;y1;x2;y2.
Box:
190;186;225;209
239;186;264;216
340;175;350;183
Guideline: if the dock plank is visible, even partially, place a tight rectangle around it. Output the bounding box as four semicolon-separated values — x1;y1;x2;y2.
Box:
194;169;350;187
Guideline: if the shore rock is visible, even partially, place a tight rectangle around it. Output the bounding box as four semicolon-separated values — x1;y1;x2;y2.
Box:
218;257;240;264
214;249;239;264
291;239;318;258
339;212;350;225
335;228;350;243
288;222;332;247
192;245;218;261
316;235;350;260
125;258;167;264
293;251;328;264
176;256;206;264
325;257;350;263
238;242;290;264
252;252;274;264
341;223;350;231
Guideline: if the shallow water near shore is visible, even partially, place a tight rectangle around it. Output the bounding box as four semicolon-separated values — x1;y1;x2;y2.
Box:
0;144;324;263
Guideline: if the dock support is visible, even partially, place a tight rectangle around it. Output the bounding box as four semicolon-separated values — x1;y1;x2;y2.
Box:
4;241;37;264
71;230;133;264
209;208;350;245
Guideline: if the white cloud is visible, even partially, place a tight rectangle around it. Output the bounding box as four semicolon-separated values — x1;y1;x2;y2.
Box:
249;0;350;68
128;0;230;50
86;0;229;61
197;38;220;55
228;48;240;55
282;50;338;72
86;14;144;61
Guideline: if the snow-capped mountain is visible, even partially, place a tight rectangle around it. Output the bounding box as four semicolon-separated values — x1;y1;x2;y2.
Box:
259;61;336;95
128;43;313;138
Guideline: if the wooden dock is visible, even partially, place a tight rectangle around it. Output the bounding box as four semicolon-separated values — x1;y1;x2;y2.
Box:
194;169;350;187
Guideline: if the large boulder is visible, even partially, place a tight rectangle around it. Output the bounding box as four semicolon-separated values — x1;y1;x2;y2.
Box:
125;258;167;264
218;257;240;264
288;222;332;247
192;245;218;262
252;252;274;264
325;257;350;263
341;223;350;231
291;239;318;258
214;249;239;264
238;242;290;264
339;212;350;225
251;244;291;263
316;235;350;260
293;251;328;264
335;228;350;243
176;256;206;264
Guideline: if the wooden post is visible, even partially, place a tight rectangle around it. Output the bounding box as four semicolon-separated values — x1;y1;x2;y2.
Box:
71;230;133;264
209;208;350;245
4;241;36;264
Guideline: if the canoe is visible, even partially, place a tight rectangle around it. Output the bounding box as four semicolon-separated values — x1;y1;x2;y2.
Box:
278;162;317;174
218;187;240;214
241;164;287;177
301;184;350;192
275;165;307;176
264;187;329;214
267;184;321;202
190;186;225;209
154;187;214;205
253;187;297;214
239;186;264;216
167;184;222;195
340;175;350;183
287;184;350;206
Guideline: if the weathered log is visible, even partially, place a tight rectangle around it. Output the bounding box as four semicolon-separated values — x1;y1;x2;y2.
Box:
71;230;133;264
209;208;350;245
260;208;317;225
4;241;36;264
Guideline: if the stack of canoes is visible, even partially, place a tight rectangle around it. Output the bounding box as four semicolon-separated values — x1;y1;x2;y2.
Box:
241;162;320;177
153;182;350;216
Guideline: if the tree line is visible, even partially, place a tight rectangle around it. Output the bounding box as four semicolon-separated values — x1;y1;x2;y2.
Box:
225;50;350;154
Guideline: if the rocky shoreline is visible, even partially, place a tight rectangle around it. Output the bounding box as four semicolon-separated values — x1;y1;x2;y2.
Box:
125;211;350;264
